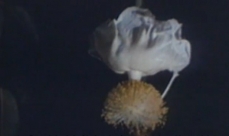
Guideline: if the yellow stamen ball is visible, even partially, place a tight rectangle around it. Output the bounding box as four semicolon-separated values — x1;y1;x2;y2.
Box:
102;80;168;135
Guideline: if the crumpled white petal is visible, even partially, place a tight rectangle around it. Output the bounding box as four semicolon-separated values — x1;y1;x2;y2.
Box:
90;6;191;81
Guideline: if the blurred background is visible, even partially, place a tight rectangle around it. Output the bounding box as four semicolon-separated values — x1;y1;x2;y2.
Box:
0;0;228;135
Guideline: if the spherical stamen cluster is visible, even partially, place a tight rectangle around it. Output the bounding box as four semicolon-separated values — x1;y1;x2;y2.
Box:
102;80;168;135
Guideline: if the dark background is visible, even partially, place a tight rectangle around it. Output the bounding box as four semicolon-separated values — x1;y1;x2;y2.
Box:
1;0;229;135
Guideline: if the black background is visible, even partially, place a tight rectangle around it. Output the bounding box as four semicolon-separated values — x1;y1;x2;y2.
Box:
1;0;229;135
